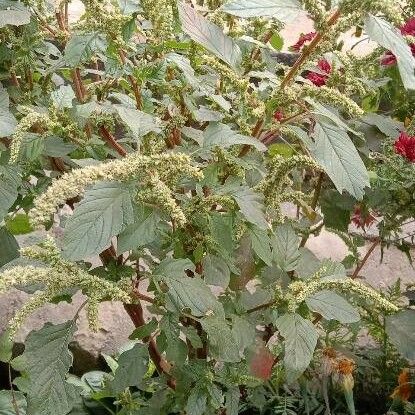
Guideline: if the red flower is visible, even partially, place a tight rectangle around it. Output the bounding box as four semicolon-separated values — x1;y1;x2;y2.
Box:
394;131;415;162
381;18;415;66
273;109;284;121
351;205;376;230
401;18;415;36
306;59;331;86
291;32;316;52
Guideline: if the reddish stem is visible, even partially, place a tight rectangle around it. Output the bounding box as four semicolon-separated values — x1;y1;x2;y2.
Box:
98;125;127;157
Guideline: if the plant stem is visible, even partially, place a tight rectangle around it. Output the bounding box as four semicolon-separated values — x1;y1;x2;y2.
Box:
351;238;380;279
280;9;341;89
119;50;143;109
8;364;20;415
300;172;325;248
98;126;127;157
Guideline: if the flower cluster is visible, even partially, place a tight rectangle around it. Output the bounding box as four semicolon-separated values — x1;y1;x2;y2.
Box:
351;205;377;230
394;131;415;162
307;59;332;87
29;152;203;226
1;238;132;336
291;32;316;52
287;276;398;313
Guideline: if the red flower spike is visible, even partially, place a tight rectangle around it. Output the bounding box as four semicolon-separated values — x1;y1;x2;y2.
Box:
306;59;331;87
351;205;376;230
394;131;415;162
274;110;284;122
291;32;316;52
401;18;415;36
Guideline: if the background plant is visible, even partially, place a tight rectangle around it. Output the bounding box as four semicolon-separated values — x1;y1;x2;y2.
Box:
0;0;415;414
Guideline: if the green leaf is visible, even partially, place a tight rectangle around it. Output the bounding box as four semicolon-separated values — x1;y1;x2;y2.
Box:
12;321;79;415
232;315;255;350
110;343;149;393
0;390;27;415
129;318;158;340
118;0;142;14
0;166;20;221
272;224;300;272
365;15;415;90
51;85;75;109
310;119;369;200
43;136;77;157
0;227;19;268
64;33;107;66
201;316;241;362
178;2;242;69
203;254;230;288
186;385;208;415
361;113;403;138
0;329;13;363
231;187;268;230
270;33;284;50
386;310;415;360
155;258;223;316
225;387;240;415
203;122;266;152
275;313;318;382
63;182;134;260
249;225;273;266
0;85;16;137
114;105;162;142
159;314;188;364
305;290;360;323
117;207;160;254
221;0;301;23
0;1;30;28
5;214;33;235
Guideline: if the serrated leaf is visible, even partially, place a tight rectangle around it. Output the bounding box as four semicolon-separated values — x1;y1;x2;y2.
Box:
225;387;240;415
114;105;162;142
164;275;223;317
305;290;360;323
203;122;266;152
110;343;149;393
11;321;78;415
51;85;75;109
0;390;27;415
0;227;19;268
365;15;415;90
221;0;301;23
63;182;134;260
249;225;273;266
272;224;300;272
117;207;160;254
155;258;223;316
186;385;208;415
64;33;107;66
203;254;230;288
386;310;415;360
310;119;369;199
0;1;30;28
178;2;242;68
275;313;318;382
231;187;268;230
201;316;241;362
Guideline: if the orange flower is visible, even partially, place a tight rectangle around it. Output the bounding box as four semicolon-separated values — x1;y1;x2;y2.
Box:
391;368;412;402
